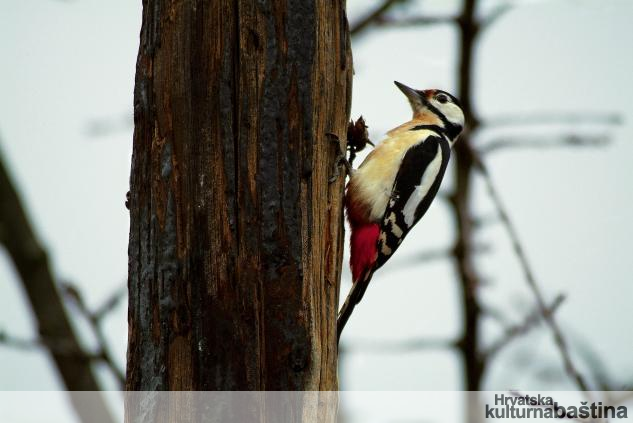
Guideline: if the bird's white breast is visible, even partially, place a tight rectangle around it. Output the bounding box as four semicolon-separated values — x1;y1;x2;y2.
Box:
350;129;438;222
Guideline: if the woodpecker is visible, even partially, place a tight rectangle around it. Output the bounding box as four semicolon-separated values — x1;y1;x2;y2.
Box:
337;81;465;341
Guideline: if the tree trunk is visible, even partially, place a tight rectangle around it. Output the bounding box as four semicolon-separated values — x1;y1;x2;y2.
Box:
125;0;352;406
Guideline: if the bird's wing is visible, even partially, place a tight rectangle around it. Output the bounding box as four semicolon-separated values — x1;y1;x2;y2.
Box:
374;134;451;270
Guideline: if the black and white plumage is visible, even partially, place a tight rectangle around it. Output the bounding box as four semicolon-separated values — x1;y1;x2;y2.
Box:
375;131;452;270
338;82;465;340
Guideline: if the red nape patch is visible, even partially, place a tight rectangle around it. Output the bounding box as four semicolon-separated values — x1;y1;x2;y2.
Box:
350;223;380;283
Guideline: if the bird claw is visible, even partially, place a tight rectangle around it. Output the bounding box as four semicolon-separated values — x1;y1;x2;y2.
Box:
327;133;352;183
326;116;374;183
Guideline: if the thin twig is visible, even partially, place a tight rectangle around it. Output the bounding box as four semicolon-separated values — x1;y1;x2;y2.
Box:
94;282;127;321
479;4;513;29
369;15;456;28
479;303;509;326
0;329;100;359
341;337;456;354
0;330;49;351
85;113;133;138
471;212;500;229
481;112;622;128
473;153;590;391
350;0;409;36
483;294;565;359
416;247;453;263
398;243;491;267
563;327;629;392
480;134;610;154
61;282;126;387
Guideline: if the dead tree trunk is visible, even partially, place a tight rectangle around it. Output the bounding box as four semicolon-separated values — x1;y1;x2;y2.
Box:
126;0;352;403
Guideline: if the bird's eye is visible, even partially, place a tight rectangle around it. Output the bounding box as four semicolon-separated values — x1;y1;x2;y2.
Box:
436;94;449;104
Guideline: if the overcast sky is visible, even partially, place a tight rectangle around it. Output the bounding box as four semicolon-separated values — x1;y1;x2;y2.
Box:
1;0;632;421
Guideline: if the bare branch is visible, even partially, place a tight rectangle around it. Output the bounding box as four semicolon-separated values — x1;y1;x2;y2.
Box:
563;328;633;392
480;134;611;154
479;303;509;326
0;330;46;351
0;329;105;360
416;247;452;263
368;15;456;29
0;284;125;388
94;282;127;321
341;337;456;354
483;294;565;359
350;0;409;36
350;0;455;37
473;153;590;391
61;282;125;387
0;136;116;423
481;112;622;128
471;212;500;229
84;113;133;138
399;243;491;267
480;4;513;29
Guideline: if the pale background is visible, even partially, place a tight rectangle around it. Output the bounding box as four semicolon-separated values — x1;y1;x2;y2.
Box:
1;0;632;421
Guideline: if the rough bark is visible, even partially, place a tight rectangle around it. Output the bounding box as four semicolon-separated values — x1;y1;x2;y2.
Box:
126;0;352;405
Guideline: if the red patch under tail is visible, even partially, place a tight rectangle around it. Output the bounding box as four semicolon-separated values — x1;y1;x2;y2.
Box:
349;223;380;283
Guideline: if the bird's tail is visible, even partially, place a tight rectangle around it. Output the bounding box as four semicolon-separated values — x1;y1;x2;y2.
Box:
337;222;380;342
337;268;374;343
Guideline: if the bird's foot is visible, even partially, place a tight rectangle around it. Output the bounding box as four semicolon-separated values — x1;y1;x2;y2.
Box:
327;132;353;183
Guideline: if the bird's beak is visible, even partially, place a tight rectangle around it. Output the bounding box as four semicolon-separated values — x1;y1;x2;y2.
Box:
394;81;422;103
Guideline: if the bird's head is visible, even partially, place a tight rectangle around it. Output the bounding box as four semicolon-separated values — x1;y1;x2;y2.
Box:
395;81;465;138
